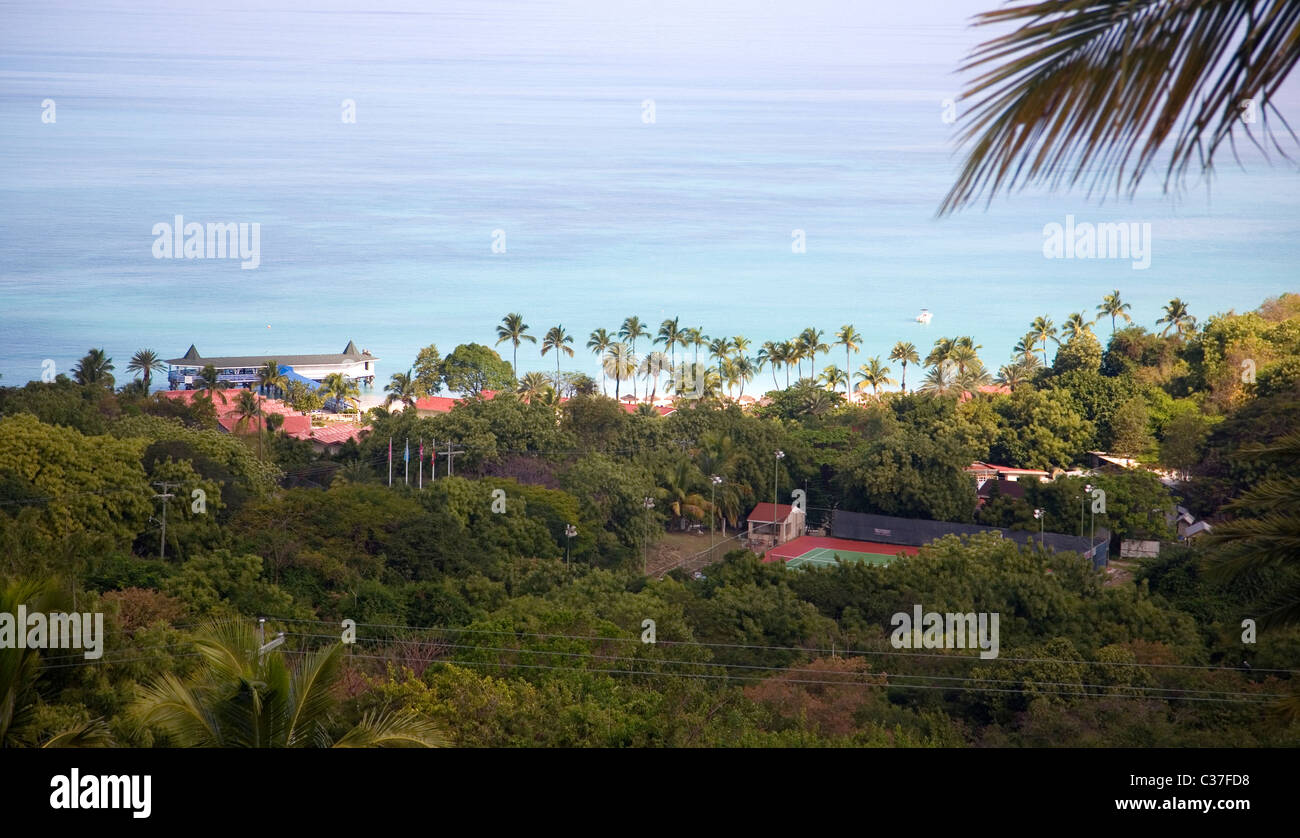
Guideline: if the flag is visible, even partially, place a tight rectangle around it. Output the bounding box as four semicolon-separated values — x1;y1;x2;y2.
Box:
404;439;409;463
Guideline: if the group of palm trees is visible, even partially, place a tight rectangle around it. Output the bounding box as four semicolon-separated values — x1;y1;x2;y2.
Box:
489;293;1199;406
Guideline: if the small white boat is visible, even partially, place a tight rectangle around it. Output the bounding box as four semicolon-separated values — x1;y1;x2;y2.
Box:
915;309;933;325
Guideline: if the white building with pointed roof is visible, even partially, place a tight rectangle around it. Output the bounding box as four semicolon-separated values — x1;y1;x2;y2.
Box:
166;342;379;389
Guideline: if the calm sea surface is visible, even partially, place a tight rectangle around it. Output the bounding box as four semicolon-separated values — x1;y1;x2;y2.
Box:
2;0;1297;389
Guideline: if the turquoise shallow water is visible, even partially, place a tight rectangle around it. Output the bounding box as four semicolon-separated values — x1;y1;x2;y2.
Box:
1;0;1297;390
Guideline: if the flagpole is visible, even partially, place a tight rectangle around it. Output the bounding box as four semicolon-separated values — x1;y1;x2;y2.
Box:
419;437;423;489
404;438;409;485
388;436;392;487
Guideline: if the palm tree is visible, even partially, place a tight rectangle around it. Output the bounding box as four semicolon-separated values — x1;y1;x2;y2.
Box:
779;341;796;387
1097;290;1133;334
517;371;553;404
603;343;636;401
619;316;649;398
587;328;614;394
919;361;959;397
1157;298;1197;339
685;327;707;366
708;336;734;385
757;341;779;389
1062;312;1095;341
950;344;982;379
889;341;920;392
1030;316;1059;367
925;337;957;369
731;335;752;357
495;313;536;378
194;364;229;407
257;360;287;401
821;365;848;394
1;578;113;747
541;325;575;378
320;372;360;417
658;459;710;531
1013;332;1041;364
996;362;1032;390
232;389;264;459
639;351;671;401
656;317;682;369
384;369;419;410
71;348;114;388
732;355;755;399
787;338;806;379
798;328;828;377
937;1;1300;216
834;325;863;397
132;619;446;747
126;349;166;391
957;359;994;392
855;356;895;397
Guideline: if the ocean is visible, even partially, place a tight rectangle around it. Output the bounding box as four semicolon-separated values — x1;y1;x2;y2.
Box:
2;0;1297;392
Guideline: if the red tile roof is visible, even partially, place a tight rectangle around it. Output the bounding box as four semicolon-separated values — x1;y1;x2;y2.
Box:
618;402;676;416
286;424;368;446
747;503;800;524
414;389;501;413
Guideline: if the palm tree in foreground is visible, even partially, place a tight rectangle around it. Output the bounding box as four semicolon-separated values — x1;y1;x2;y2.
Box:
1203;430;1300;721
194;364;229;408
1;578;113;747
384;369;419;411
320;372;360;417
1157;298;1197;339
656;317;682;369
1097;290;1133;334
919;361;959;397
257;360;288;399
619;316;649;398
835;325;863;398
517;371;553;404
541;325;575;378
855;356;895;398
72;348;115;388
889;341;920;393
603;342;636;401
1062;312;1095;342
126;349;166;391
132;620;446;747
587;328;614;394
1030;316;1058;368
938;0;1300;215
495;312;536;379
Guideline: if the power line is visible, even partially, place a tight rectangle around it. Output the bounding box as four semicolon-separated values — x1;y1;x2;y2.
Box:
261;616;1300;676
276;631;1286;701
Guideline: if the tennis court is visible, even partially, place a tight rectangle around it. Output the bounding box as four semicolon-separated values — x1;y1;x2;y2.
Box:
766;535;919;569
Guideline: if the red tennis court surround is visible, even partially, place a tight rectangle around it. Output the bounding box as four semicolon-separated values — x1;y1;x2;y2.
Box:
764;535;920;563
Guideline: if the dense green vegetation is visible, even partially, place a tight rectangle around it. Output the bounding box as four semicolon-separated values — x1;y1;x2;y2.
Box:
1;293;1297;747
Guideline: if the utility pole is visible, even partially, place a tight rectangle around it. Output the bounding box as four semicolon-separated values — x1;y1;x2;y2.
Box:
444;440;466;477
774;450;785;547
565;524;577;571
152;481;180;561
710;475;723;556
642;497;655;575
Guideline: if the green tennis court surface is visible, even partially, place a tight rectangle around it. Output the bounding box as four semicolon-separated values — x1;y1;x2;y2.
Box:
784;546;897;568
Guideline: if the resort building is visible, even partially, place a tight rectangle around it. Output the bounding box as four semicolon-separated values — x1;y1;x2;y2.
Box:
166;341;379;390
